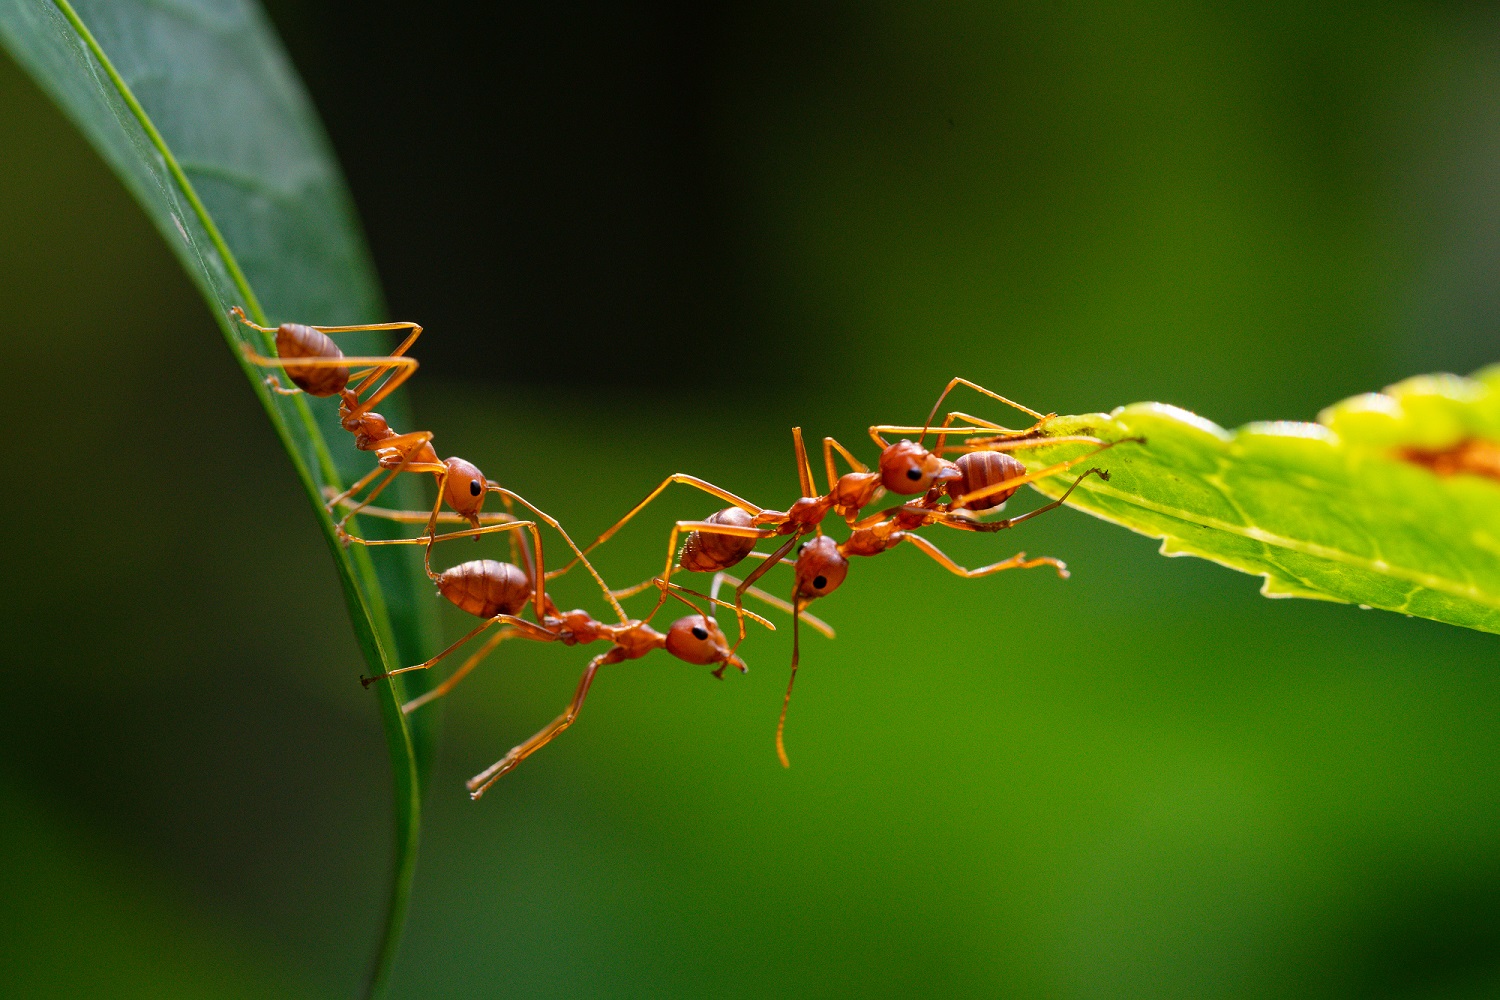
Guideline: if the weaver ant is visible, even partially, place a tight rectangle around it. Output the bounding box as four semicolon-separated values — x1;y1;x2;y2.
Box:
231;307;507;542
583;380;1130;643
359;529;788;796
764;464;1110;766
230;305;423;421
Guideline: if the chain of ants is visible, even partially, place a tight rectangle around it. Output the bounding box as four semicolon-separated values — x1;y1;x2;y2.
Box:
231;308;1136;797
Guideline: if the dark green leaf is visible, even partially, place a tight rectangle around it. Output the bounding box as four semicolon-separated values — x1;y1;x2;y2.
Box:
0;1;438;994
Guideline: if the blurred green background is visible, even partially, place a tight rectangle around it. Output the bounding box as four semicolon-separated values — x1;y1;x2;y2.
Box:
3;3;1500;997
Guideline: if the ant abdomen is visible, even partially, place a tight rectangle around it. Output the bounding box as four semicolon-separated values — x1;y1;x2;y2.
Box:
679;507;757;572
437;559;532;618
276;323;349;396
952;450;1026;510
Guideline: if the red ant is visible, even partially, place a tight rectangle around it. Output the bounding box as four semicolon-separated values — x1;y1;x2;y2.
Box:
578;380;1127;641
231;307;505;536
232;309;629;621
764;463;1110;766
358;528;786;796
230;305;423;424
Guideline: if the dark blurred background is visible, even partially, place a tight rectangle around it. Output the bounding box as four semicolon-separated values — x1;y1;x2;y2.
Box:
3;2;1499;997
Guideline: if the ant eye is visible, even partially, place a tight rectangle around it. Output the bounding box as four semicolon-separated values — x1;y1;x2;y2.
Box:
469;479;482;496
906;468;922;481
798;543;807;554
691;625;708;641
813;575;828;590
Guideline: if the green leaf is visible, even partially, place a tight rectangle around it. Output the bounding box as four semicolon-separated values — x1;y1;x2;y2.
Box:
1015;366;1500;635
0;1;438;994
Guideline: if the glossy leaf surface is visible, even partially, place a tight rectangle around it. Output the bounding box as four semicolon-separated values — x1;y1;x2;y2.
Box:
0;1;437;994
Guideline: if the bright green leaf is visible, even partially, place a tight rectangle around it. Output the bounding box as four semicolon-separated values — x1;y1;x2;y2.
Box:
1016;366;1500;635
0;1;438;994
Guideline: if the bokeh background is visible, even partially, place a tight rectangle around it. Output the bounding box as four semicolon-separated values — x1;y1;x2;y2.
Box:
3;2;1499;996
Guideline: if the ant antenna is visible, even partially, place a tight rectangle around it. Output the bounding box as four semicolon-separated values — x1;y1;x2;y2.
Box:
917;378;1048;446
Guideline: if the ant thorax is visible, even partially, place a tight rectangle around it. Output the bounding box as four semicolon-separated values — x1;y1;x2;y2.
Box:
612;622;668;661
829;470;883;519
547;609;603;646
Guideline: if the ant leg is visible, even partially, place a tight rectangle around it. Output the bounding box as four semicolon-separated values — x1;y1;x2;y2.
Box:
467;651;618;798
350;519;540;550
334;444;443;534
725;535;802;649
238;349;419;383
326;494;516;527
821;435;869;493
645;520;781;640
402;629;518;714
555;474;767;579
487;486;625;624
933;409;1055;455
402;617;561;713
328;323;423;412
400;629;513;713
920;377;1047;434
230;307;421;342
895;532;1068;579
950;439;1138;510
776;598;805;768
711;573;835;639
326;429;440;517
325;465;389;512
937;434;1106;457
941;467;1107;533
614;574;777;632
793;427;817;498
362;613;552;688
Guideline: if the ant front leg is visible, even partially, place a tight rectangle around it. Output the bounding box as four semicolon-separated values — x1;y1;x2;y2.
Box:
467;650;619;798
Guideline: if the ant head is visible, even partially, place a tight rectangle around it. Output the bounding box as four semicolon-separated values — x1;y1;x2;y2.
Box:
442;457;488;524
878;439;960;495
665;615;745;672
793;535;849;601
